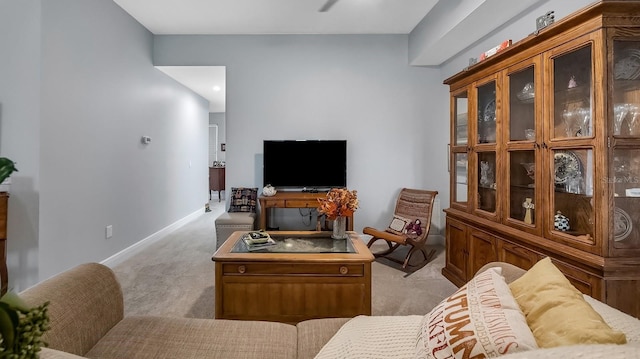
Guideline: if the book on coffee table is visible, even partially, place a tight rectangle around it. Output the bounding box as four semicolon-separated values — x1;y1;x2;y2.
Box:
242;232;276;251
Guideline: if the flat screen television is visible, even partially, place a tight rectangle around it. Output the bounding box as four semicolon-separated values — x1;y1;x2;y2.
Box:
263;140;347;190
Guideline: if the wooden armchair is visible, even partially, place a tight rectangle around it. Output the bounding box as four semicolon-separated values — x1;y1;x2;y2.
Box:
363;188;438;269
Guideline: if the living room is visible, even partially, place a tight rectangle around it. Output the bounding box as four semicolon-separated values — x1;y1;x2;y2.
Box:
1;0;594;293
5;0;640;358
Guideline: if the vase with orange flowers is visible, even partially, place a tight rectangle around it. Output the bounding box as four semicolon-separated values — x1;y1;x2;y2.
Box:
318;188;358;239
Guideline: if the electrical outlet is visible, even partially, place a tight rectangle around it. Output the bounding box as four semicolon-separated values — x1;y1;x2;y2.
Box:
106;225;113;239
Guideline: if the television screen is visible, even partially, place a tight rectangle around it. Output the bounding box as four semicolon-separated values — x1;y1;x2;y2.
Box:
263;140;347;189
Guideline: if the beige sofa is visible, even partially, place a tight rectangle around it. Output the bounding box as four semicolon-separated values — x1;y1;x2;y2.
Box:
19;262;640;358
20;262;345;359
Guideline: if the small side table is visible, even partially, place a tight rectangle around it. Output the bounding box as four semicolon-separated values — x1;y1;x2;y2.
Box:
209;166;225;201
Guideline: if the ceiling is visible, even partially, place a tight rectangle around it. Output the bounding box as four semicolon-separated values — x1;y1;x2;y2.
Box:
156;66;226;113
113;0;440;35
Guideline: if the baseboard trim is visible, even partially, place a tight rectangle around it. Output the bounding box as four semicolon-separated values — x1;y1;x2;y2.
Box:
430;234;445;246
101;208;203;268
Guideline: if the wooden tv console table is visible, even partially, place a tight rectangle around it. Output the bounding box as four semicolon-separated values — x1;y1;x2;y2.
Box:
258;191;354;231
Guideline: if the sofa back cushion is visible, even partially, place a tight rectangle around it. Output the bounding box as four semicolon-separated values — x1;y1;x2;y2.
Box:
20;263;124;356
509;257;627;348
416;267;538;359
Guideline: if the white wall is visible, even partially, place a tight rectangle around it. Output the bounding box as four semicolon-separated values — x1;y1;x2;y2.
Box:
0;0;42;289
154;35;450;233
1;0;210;290
210;112;226;163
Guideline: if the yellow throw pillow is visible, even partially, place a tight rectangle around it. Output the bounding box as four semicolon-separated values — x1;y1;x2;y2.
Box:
509;257;627;348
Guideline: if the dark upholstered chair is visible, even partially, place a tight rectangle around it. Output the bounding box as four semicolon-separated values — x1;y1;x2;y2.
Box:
363;188;438;269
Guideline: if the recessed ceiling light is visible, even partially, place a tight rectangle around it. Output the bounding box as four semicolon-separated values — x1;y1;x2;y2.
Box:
212;86;221;91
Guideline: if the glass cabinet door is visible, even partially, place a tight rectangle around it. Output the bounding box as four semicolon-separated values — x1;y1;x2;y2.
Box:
611;148;640;249
552;45;593;140
509;66;536;142
504;61;540;234
613;40;640;137
477;82;497;144
508;150;537;226
611;39;640;251
453;153;468;205
454;92;469;145
551;148;594;244
476;151;496;214
451;88;470;210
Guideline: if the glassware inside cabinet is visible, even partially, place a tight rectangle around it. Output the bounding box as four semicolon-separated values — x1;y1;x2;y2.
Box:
509;67;536;141
552;148;594;242
476;82;497;144
613;40;640;137
509;150;536;225
477;152;496;213
454;93;468;145
454;153;468;204
612;148;640;249
552;45;593;139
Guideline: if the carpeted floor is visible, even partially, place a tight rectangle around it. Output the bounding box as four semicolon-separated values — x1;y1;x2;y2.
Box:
112;200;458;319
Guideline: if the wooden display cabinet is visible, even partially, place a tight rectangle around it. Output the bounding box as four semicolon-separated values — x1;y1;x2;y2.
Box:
443;0;640;318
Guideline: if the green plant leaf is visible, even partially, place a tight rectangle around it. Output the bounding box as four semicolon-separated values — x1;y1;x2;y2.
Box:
0;291;29;312
0;157;18;184
0;303;19;351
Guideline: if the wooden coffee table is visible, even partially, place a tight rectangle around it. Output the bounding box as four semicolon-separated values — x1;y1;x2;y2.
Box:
212;231;374;324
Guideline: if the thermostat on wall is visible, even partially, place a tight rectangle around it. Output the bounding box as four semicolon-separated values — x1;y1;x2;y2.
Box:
141;136;151;144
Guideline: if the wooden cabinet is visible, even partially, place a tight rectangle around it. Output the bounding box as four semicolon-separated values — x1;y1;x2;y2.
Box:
443;217;467;286
213;231;373;324
443;217;498;286
468;229;498;278
498;240;539;271
209;166;225;202
443;0;640;318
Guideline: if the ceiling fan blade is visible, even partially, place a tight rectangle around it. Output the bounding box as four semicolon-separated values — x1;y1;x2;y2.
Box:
319;0;339;12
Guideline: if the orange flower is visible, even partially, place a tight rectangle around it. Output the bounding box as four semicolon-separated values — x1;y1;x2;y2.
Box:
318;188;358;220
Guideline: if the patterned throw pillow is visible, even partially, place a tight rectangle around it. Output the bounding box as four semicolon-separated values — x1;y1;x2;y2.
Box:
228;187;258;213
416;267;538;359
386;215;410;235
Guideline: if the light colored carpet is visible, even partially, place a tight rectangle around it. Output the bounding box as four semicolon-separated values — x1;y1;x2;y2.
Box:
112;200;458;319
